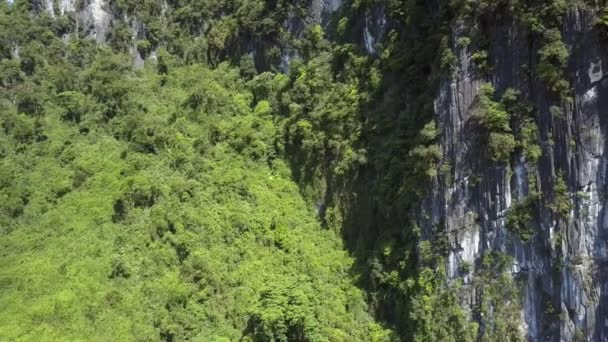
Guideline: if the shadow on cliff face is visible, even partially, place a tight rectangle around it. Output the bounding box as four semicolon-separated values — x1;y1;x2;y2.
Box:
280;1;458;339
286;3;608;341
286;125;432;340
284;51;443;342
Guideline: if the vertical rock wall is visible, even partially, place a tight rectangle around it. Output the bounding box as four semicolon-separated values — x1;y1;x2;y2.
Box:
420;4;608;341
43;0;109;43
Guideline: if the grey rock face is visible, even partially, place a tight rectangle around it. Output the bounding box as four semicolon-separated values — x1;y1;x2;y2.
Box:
42;0;154;67
311;0;342;24
45;0;74;17
279;0;343;72
43;0;110;43
362;6;386;55
81;0;111;43
420;5;608;341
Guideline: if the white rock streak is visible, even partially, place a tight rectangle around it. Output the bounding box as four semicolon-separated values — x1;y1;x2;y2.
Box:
87;0;111;43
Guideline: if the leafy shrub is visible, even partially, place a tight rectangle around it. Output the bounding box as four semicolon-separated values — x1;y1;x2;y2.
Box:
489;132;516;162
472;84;510;132
56;91;95;123
506;194;540;241
136;39;152;56
550;172;571;218
537;29;570;97
246;279;319;341
409;122;441;180
471;50;489;73
440;36;457;73
519;119;542;162
597;8;608;40
471;84;515;162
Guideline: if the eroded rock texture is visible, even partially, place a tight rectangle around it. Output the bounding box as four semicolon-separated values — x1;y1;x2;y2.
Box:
421;5;608;341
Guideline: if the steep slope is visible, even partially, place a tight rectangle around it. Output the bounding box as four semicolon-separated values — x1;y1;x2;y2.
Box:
272;0;608;340
5;0;608;341
0;8;391;338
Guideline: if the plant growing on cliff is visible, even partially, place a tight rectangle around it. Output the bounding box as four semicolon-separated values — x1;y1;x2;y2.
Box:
410;265;479;342
549;171;571;218
473;85;510;131
474;252;524;342
471;84;516;163
537;29;570;98
458;260;472;274
506;194;540;241
281;51;367;177
489;132;517;162
574;329;587;342
440;36;458;74
471;49;490;74
408;121;442;182
596;8;608;40
500;88;542;163
519;119;542;162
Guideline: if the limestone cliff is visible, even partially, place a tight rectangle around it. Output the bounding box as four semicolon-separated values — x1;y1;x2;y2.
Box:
421;4;608;341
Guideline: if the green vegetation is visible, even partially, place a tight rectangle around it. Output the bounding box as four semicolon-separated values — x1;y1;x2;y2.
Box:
475;252;523;342
471;84;515;163
440;36;458;73
550;172;572;218
106;0;297;67
597;7;608;39
0;3;398;340
500;88;542;164
408;122;442;189
0;55;393;340
574;329;587;342
519;119;542;163
506;194;540;241
470;50;489;74
409;246;478;342
471;83;542;167
0;0;582;340
450;0;573;99
537;29;570;97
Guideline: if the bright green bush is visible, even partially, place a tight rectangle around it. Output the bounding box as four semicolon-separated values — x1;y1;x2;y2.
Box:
506;194;540;241
550;172;571;218
471;84;515;163
538;29;570;97
489;132;516;162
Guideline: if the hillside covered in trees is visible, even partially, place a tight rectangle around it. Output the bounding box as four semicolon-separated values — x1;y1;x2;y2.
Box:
0;2;397;340
4;0;608;340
